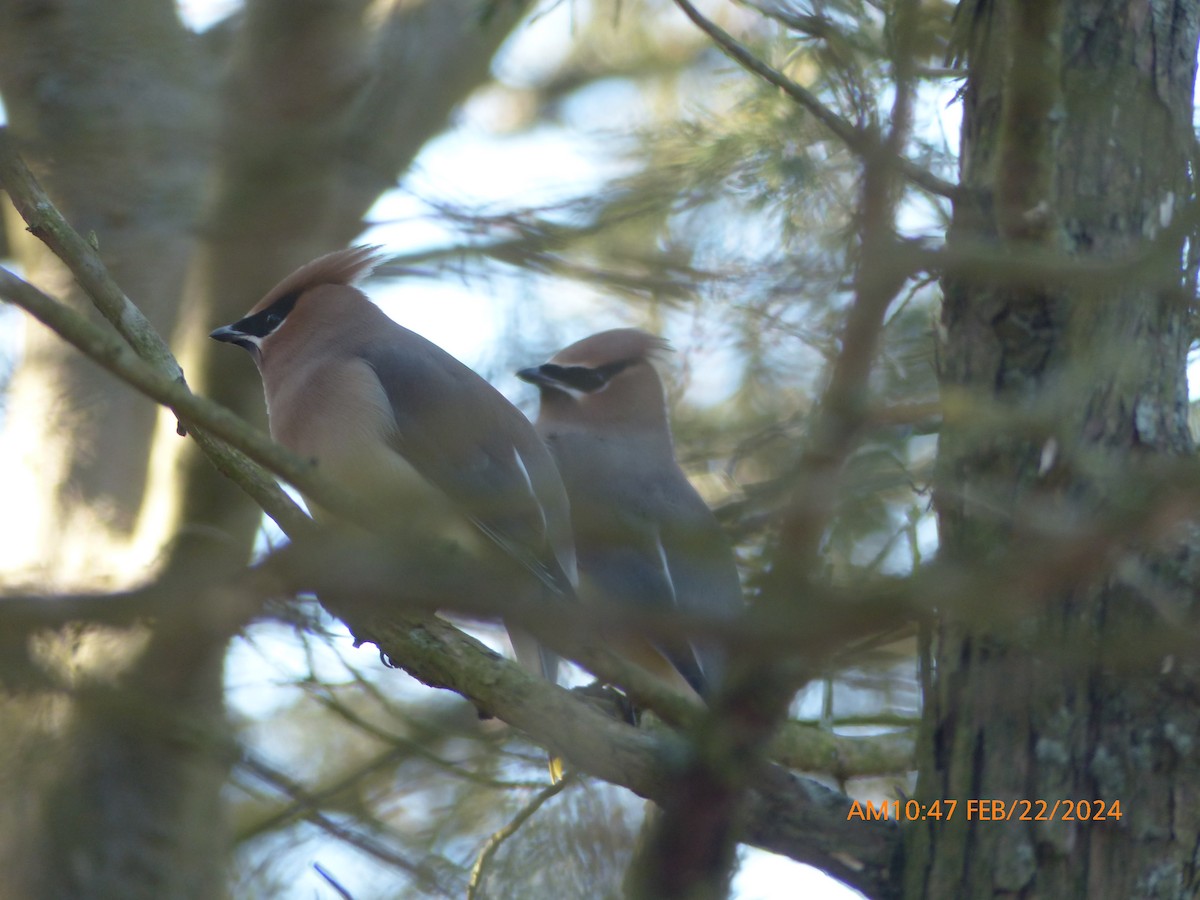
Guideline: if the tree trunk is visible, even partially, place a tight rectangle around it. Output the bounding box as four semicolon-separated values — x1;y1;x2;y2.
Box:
908;1;1200;896
0;0;209;584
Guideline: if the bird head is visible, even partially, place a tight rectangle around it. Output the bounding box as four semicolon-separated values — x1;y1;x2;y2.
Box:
209;245;383;365
517;328;672;431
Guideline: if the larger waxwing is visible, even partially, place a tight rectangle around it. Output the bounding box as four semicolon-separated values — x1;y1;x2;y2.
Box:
210;246;575;682
517;329;742;697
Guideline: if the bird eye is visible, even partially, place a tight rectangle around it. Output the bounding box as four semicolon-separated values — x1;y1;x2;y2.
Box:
264;310;284;329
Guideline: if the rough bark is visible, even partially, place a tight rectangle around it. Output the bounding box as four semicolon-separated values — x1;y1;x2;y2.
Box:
908;1;1200;896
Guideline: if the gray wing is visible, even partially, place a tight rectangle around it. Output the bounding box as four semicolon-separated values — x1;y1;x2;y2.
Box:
655;470;743;690
658;475;743;616
362;336;576;600
574;522;708;694
363;337;578;683
545;430;715;693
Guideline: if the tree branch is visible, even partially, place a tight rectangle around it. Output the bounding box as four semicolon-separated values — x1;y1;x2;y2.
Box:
770;722;915;780
237;751;451;892
0;129;310;537
0;267;333;534
0;128;181;379
341;607;900;898
671;0;959;200
262;538;905;892
467;774;577;900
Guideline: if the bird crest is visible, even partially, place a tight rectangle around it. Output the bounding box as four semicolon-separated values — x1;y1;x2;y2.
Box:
248;245;383;315
550;328;672;368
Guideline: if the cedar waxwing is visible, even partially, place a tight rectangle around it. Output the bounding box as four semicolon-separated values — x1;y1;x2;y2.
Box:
210;246;576;682
517;329;742;697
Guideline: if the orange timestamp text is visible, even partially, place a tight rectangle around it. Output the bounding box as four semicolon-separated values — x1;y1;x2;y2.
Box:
847;798;1123;823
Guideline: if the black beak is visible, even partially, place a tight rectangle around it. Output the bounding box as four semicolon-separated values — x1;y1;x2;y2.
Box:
209;325;241;344
516;366;553;386
209;324;261;357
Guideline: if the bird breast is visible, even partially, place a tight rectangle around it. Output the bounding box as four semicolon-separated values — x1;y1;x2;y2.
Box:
265;355;481;548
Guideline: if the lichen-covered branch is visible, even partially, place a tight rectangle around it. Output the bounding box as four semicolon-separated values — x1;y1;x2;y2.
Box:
0;128;182;379
0;266;331;533
336;607;901;898
0;130;310;537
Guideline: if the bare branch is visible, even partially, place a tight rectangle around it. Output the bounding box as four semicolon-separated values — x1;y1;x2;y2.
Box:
0;129;182;378
770;722;915;779
348;610;900;898
227;532;902;893
312;864;355;900
299;681;548;790
237;751;452;892
0;267;344;533
236;747;412;843
0;128;311;536
671;0;959;199
467;775;577;900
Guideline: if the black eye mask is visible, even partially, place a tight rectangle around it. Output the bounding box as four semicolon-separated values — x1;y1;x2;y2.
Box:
537;359;634;393
233;291;300;338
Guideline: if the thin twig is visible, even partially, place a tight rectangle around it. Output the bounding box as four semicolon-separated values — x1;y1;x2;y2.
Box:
236;747;410;842
466;773;576;900
237;752;452;893
313;864;355;900
671;0;959;199
299;681;549;790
